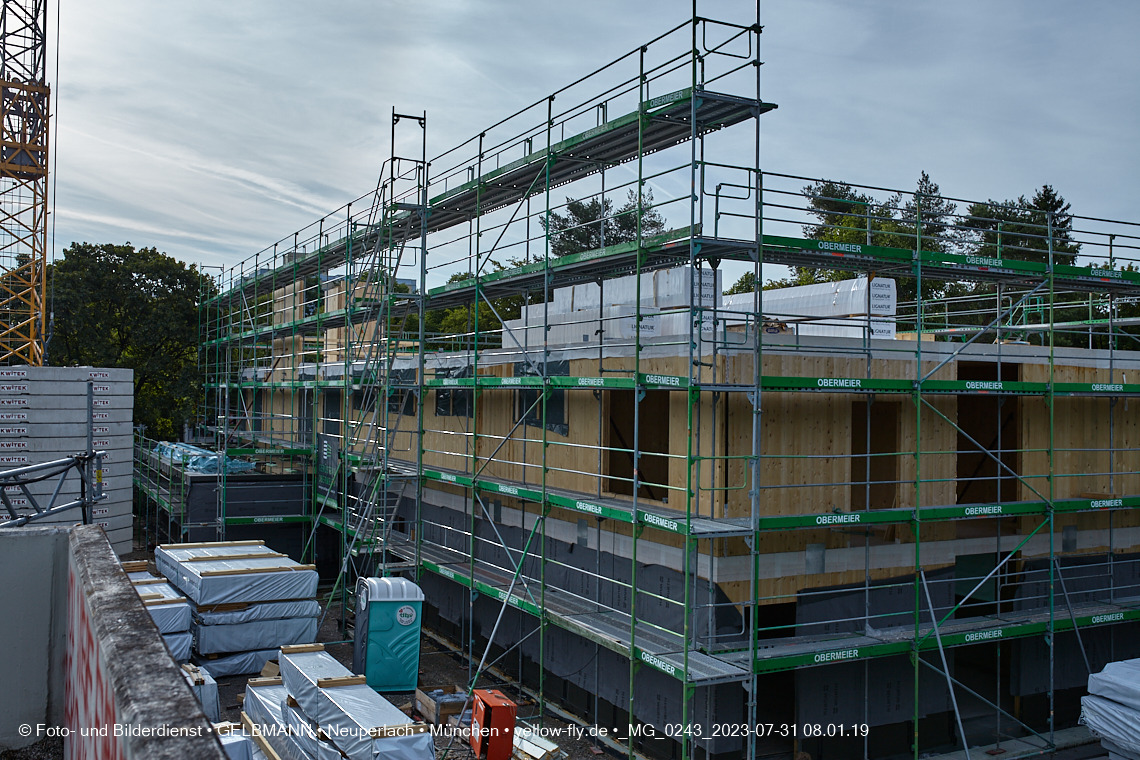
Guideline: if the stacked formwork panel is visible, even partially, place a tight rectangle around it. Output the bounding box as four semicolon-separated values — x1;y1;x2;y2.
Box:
167;9;1140;760
2;366;133;554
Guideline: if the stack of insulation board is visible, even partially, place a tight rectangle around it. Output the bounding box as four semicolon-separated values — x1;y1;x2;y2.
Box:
215;721;271;760
122;560;193;662
722;277;897;340
182;664;220;723
0;366;133;554
154;541;320;677
1082;658;1140;758
241;643;434;760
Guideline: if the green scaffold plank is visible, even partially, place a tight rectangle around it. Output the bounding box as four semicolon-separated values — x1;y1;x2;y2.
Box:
754;496;1140;531
224;515;310;525
227;447;312;456
762;234;912;264
546;492;633;523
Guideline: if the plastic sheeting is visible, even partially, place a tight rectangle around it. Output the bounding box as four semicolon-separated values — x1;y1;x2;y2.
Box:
724;277;897;319
152;441;256;475
279;650;434;760
140;582;192;634
244;683;310;760
195;599;320;626
183;667;219;722
219;732;254;760
195;648;278;678
1090;658;1140;712
193;616;318;655
244;683;288;737
279;651;354;726
1081;694;1140;756
156;545;318;605
282;699;321;758
283;700;348;760
1103;737;1140;760
163;631;192;663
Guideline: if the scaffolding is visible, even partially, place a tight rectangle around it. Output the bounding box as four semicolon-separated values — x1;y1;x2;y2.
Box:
0;0;49;365
131;7;1140;759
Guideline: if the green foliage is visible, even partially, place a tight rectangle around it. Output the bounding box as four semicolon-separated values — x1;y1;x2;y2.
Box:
723;271;756;296
544;188;665;257
962;185;1080;265
48;243;212;440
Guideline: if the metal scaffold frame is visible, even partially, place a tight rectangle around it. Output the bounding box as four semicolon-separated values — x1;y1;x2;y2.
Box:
129;5;1140;759
0;0;49;365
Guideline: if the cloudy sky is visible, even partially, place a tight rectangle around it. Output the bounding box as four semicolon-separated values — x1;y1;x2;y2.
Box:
51;0;1139;282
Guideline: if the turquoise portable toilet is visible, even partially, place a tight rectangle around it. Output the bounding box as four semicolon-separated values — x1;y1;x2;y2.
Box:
353;577;424;691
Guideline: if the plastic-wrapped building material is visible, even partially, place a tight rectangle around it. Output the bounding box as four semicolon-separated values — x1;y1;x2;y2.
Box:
137;581;192;634
1103;737;1140;760
283;698;350;760
727;277;896;319
183;665;220;723
195;599;321;626
164;631;192;663
156;542;318;605
1089;658;1140;711
1081;694;1140;756
243;685;313;760
193;615;318;655
128;570;163;583
502;305;658;347
279;650;355;726
218;731;255;760
279;649;434;760
153;441;256;475
282;698;321;758
243;682;289;735
195;648;279;678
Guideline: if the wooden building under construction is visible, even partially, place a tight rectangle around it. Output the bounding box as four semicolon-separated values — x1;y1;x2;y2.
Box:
133;10;1140;759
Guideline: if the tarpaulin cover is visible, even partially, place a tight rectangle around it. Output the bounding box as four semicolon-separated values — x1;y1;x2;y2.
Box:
279;651;354;726
195;599;320;626
279;650;434;760
219;732;254;760
183;667;219;723
284;701;353;760
163;631;192;663
156;545;318;605
250;747;268;760
1081;694;1140;756
195;648;278;678
153;441;256;474
244;683;310;760
282;699;320;758
128;570;160;582
1089;658;1140;712
140;582;192;634
1102;737;1140;760
244;683;288;736
193;616;318;655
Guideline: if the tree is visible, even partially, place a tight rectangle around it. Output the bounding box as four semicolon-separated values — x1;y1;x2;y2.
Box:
735;173;957;302
48;243;211;439
962;185;1080;265
544;188;665;257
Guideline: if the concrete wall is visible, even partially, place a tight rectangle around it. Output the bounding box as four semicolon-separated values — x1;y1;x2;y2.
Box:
0;525;225;759
0;526;70;749
65;525;225;759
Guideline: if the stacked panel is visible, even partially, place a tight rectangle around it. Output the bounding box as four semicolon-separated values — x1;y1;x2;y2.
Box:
155;540;320;676
0;366;133;553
